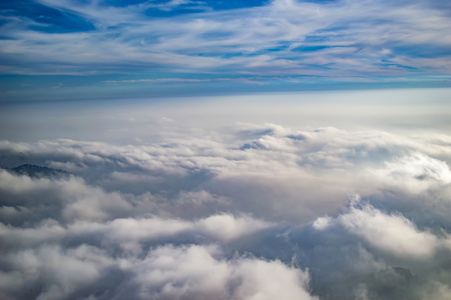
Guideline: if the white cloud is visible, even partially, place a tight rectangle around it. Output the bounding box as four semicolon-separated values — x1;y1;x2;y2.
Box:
313;195;451;260
0;244;113;300
0;170;133;223
88;213;272;245
2;124;451;225
130;244;317;300
0;222;314;299
372;153;451;193
312;216;331;230
2;123;451;299
338;201;438;258
2;0;451;76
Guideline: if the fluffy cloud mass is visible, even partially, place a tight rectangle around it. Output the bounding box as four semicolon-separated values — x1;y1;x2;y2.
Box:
1;123;451;299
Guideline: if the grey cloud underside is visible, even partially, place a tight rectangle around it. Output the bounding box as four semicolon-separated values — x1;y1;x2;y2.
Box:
1;124;451;299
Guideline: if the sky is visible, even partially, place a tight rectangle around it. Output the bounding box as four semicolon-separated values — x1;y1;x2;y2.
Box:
1;0;451;101
1;1;451;300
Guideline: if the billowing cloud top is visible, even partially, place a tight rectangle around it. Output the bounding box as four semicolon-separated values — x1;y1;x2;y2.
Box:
1;119;451;299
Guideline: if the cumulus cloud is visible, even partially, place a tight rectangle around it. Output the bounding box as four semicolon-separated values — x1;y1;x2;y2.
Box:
372;153;451;193
331;197;440;259
130;245;316;300
2;123;451;224
0;170;133;225
1;123;451;299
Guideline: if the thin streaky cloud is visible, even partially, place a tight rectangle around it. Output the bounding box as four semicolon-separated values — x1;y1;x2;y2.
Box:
0;0;450;80
104;77;268;85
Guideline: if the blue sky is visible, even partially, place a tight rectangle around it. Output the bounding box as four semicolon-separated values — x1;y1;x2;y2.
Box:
1;0;451;101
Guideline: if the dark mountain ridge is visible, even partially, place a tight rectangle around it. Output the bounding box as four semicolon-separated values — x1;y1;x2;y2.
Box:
5;164;69;179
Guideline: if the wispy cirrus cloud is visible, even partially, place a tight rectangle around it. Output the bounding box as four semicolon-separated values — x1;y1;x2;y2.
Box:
1;0;450;80
104;77;268;85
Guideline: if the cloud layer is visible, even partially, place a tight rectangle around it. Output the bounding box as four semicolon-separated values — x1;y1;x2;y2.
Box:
1;0;451;79
1;123;451;299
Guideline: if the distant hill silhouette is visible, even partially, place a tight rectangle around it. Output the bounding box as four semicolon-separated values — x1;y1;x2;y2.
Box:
6;164;69;179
